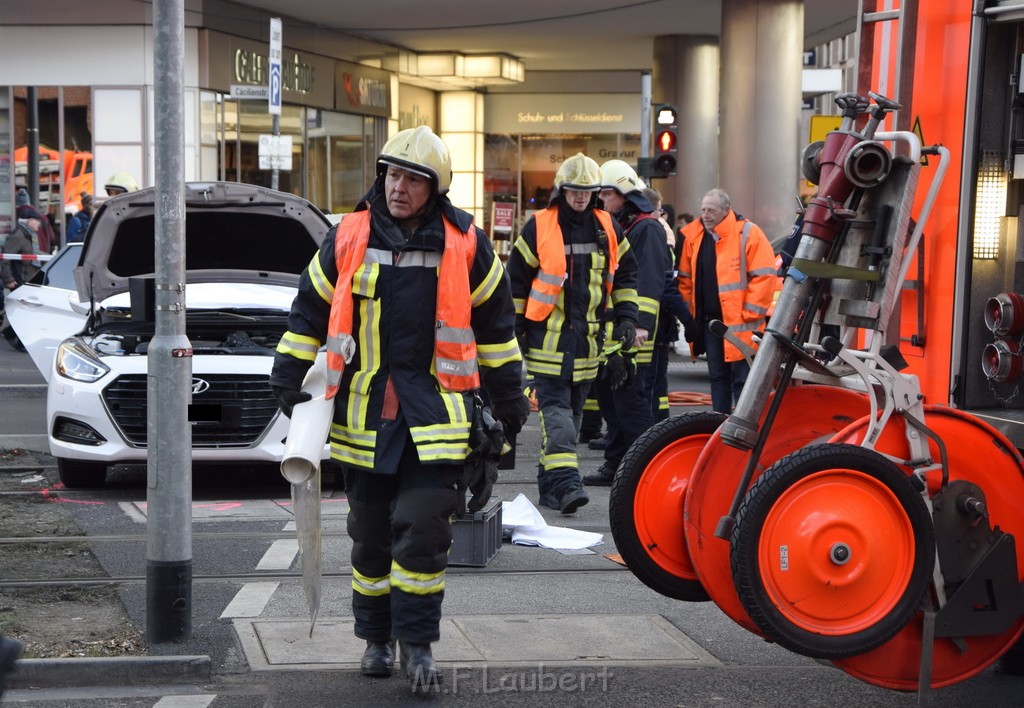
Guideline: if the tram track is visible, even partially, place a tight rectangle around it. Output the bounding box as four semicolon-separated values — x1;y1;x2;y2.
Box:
0;564;628;589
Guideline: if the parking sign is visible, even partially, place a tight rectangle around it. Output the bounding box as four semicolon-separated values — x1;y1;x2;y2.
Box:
269;18;282;116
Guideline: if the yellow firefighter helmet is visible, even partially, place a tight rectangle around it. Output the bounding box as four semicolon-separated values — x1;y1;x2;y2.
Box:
377;126;453;193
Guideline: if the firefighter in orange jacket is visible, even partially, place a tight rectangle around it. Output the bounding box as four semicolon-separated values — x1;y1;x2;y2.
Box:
270;126;529;691
677;188;777;413
506;153;639;514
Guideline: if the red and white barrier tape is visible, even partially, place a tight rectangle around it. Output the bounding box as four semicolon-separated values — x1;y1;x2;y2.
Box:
0;253;54;262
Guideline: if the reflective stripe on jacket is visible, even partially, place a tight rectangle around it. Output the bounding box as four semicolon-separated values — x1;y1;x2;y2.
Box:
524;206;619;322
325;210;479;398
677;210;777;362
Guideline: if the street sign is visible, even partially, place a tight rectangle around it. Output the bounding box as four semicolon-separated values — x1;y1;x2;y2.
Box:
269;18;282;116
258;134;293;171
229;84;269;100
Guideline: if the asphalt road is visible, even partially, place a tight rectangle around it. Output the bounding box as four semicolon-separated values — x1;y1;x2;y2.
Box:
1;343;1022;706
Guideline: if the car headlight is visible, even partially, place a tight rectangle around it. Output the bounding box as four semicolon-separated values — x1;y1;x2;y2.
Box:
55;338;111;383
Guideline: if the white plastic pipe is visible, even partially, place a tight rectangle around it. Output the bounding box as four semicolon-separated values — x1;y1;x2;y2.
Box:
280;353;332;484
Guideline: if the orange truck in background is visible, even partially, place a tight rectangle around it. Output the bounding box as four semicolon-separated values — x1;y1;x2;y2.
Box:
13;146;93;216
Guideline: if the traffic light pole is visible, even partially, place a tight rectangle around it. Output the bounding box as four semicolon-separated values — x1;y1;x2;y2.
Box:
638;70;654;180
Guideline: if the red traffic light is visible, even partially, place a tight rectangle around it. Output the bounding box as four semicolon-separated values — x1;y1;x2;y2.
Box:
656;129;677;152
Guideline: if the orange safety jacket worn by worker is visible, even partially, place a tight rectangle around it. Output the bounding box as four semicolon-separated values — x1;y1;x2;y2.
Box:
677;210;777;362
325;210;478;398
524;207;619;321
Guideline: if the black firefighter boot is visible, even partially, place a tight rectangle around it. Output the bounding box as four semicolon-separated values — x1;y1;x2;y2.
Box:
400;641;441;692
582;462;616;487
360;639;396;677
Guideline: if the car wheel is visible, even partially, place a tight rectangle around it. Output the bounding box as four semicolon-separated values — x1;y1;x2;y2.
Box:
57;458;108;488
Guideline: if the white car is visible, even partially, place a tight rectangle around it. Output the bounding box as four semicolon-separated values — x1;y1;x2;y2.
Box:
6;182;332;487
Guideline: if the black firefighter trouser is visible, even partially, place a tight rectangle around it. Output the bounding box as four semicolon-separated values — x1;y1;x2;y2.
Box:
596;362;655;471
344;435;462;645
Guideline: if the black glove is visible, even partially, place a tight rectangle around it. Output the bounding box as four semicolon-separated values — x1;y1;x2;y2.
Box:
273;385;312;418
490;394;531;437
460;403;506;516
683;319;697;343
612;318;637;349
602;352;634;390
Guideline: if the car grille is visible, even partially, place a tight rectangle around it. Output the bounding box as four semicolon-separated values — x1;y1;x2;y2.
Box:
102;374;278;447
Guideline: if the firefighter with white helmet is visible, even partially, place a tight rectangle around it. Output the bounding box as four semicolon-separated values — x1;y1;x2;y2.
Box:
271;125;529;691
103;171;139;196
506;152;639;514
582;159;672;486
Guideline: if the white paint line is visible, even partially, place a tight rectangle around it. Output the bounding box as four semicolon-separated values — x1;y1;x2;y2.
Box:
256;539;299;571
118;501;148;524
153;696;217;708
282;521;296;532
220;582;279;618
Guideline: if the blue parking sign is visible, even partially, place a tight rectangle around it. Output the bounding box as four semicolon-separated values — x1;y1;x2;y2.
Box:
269;63;282;115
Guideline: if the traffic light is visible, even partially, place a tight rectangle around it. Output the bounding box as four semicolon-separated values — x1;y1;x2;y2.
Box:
653;103;679;177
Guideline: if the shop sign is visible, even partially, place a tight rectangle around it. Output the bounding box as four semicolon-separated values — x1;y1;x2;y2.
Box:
202;30;334;110
492;202;516;234
335;60;391;118
485;94;640;134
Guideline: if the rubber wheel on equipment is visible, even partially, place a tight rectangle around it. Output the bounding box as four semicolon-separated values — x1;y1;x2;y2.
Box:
684;385;872;634
610;411;727;601
731;443;934;659
57;458;108;488
829;406;1024;689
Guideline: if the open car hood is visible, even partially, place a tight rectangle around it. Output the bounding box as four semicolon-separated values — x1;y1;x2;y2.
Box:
75;182;331;304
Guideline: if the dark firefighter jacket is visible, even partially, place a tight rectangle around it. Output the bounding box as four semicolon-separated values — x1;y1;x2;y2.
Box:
613;201;672;365
507;199;639;382
270;189;522;473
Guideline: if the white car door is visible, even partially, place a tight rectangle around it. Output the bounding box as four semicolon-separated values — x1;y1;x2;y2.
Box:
6;244;90;381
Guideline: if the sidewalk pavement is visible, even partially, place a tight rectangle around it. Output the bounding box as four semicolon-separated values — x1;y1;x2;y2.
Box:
5;353;725;695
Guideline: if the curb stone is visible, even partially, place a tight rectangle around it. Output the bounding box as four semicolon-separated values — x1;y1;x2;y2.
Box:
8;655;211;689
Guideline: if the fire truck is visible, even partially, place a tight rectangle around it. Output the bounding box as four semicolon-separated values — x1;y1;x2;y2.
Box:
13;145;93;216
609;0;1024;696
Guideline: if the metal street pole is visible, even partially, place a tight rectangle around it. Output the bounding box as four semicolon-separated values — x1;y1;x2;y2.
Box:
271;114;280;191
26;87;39;207
269;18;282;191
638;70;653;180
146;0;192;643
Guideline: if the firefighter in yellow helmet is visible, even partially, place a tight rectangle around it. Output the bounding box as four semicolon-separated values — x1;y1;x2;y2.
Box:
506;153;639;513
103;171;140;196
271;125;529;691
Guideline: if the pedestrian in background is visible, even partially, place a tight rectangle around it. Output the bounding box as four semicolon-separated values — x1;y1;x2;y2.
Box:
507;153;638;514
677;188;776;413
583;160;669;487
271;126;529;692
14;188;54;253
65;191;95;243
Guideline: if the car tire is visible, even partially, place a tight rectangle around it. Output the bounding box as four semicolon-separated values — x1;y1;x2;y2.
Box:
57;458;108;488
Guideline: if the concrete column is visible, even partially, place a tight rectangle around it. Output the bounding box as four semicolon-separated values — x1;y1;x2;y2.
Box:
720;0;803;243
653;36;720;220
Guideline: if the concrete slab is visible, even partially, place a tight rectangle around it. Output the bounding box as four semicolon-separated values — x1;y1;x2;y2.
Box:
236;614;720;671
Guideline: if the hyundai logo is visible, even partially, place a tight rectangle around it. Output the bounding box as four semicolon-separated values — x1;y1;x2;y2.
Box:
191;378;211;395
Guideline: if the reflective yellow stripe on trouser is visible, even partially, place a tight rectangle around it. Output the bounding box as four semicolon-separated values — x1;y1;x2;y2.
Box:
352;568;391;597
391;561;445;595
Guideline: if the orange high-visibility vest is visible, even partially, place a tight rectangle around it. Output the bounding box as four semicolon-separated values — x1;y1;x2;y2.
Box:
524;206;619;321
325;210;479;398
